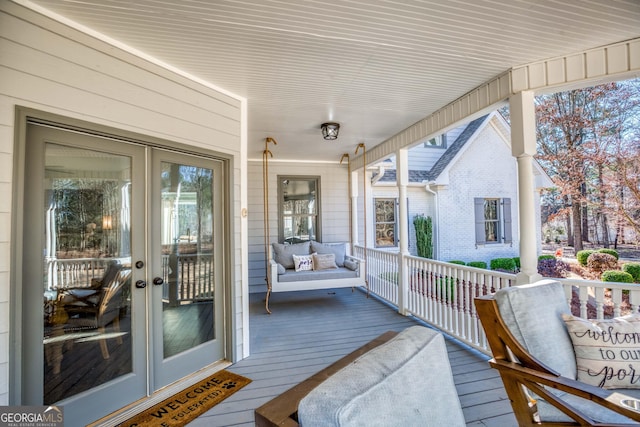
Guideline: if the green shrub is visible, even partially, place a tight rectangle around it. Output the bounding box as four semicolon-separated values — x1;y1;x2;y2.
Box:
576;250;595;266
601;270;634;283
623;263;640;283
538;254;555;261
468;261;487;269
490;258;517;272
413;215;433;258
598;248;619;260
513;257;521;269
448;260;466;266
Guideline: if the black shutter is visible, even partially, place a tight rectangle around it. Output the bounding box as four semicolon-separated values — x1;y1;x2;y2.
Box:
474;198;485;245
503;198;512;244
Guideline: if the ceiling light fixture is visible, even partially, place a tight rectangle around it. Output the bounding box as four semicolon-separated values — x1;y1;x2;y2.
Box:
321;122;340;140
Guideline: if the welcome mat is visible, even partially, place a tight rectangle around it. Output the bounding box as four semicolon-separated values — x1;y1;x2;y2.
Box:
118;371;251;427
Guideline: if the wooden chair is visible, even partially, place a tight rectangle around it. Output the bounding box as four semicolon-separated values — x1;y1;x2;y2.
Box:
475;280;640;426
58;260;123;308
64;266;131;359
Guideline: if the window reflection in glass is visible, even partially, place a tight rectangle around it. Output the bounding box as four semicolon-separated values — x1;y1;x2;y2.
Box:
160;162;215;358
375;198;397;247
43;143;132;404
484;199;500;242
280;177;319;243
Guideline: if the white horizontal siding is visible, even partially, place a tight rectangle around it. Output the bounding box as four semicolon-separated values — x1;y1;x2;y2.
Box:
0;2;245;405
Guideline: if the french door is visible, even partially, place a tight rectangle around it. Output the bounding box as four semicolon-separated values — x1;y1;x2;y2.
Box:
22;123;226;425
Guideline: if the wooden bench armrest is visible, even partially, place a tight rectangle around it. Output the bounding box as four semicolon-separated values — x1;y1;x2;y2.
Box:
254;331;398;427
490;358;640;424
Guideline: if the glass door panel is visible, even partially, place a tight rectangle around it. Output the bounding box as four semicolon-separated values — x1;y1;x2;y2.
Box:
23;123;147;424
160;162;214;357
43;143;133;403
152;152;225;390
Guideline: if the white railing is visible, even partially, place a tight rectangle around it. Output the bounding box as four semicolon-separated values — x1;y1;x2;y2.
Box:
556;277;640;320
354;246;399;305
355;245;640;355
47;254;214;304
47;257;118;290
405;255;516;353
161;253;214;304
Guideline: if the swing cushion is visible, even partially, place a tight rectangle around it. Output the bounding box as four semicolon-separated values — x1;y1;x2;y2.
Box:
272;242;311;269
311;241;346;267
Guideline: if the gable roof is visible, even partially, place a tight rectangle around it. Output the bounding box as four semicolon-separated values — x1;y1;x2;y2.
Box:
374;115;489;184
425;115;489;182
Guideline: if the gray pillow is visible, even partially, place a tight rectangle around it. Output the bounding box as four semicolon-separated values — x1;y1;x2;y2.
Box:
310;241;346;267
272;242;310;269
312;253;338;270
344;259;358;271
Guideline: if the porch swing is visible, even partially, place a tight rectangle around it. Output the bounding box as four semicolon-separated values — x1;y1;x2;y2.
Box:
262;140;368;313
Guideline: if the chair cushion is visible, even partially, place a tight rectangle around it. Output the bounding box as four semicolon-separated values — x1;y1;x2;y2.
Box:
494;279;577;379
562;313;640;389
310;241;346;267
538;387;640;424
272;242;310;269
59;289;101;306
297;326;465;427
277;267;358;283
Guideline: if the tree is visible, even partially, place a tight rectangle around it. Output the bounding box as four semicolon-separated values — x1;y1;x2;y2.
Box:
535;79;640;250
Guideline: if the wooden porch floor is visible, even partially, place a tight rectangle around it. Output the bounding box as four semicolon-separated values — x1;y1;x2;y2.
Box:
191;288;517;426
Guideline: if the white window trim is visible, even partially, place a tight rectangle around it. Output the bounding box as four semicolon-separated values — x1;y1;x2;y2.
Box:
474;197;512;247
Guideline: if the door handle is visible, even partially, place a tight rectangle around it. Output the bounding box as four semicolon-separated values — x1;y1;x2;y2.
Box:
153;277;164;286
135;280;147;289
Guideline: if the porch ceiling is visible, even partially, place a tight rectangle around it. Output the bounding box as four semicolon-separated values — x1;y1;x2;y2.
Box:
23;0;640;162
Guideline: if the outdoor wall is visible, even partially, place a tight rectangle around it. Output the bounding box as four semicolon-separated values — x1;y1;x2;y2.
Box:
247;160;350;294
0;2;246;404
436;124;520;264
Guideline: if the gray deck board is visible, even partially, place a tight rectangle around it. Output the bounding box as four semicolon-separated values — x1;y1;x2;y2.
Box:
190;288;516;426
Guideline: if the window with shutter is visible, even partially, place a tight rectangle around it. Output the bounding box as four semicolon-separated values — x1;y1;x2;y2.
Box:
474;197;512;245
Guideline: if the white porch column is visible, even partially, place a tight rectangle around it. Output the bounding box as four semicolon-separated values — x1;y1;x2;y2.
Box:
350;170;359;247
510;91;543;285
363;168;374;248
397;148;410;315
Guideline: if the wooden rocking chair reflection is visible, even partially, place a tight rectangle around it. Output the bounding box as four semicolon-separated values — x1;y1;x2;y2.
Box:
61;262;131;359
